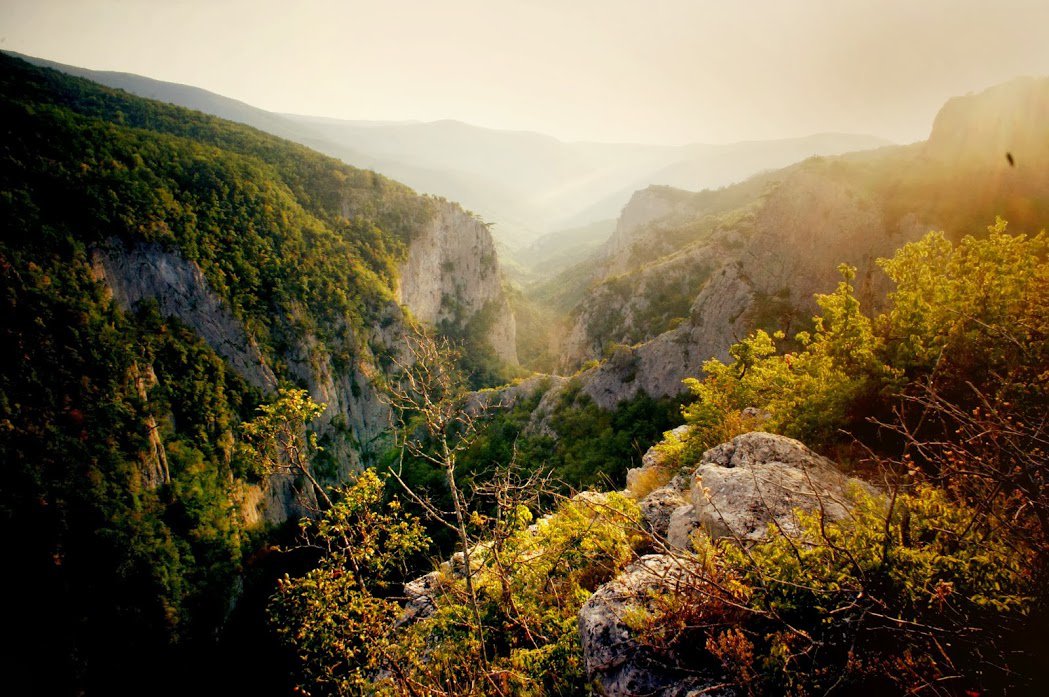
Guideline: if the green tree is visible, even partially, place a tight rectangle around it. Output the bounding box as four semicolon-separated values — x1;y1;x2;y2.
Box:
241;388;330;507
268;470;429;695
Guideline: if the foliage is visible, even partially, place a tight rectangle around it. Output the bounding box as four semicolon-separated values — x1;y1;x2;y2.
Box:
390;491;643;696
682;264;893;453
0;243;257;694
692;484;1034;693
240;388;330;507
268;470;429;695
877;218;1049;405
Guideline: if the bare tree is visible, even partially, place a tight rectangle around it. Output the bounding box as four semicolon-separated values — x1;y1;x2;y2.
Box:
383;323;493;669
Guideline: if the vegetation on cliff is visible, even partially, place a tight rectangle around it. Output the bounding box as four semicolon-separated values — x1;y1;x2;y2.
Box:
0;53;506;694
270;220;1046;695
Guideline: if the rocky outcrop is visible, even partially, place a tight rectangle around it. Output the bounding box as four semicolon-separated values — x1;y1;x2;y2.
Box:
92;238;278;391
128;361;169;489
632;432;873;546
398;571;444;627
580;433;874;695
601;186;704;275
689;432;873;541
558;160;936;405
925;76;1049;167
398;200;517;364
578;554;733;696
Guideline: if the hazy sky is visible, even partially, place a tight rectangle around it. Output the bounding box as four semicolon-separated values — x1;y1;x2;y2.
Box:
3;0;1048;145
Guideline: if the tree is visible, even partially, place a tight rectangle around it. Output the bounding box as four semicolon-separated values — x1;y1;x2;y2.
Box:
383;324;493;669
240;387;331;508
268;469;430;695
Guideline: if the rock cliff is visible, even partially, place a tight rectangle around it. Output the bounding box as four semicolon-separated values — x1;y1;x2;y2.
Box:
398;200;518;364
556;78;1049;410
91;198;518;524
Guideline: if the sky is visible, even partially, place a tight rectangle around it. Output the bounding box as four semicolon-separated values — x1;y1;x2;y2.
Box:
2;0;1048;145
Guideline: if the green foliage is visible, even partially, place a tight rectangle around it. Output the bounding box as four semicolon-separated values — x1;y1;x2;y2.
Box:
878;218;1049;405
269;469;642;696
683;264;893;452
437;299;521;389
268;470;429;694
677;224;1049;460
393;492;644;695
547;389;679;487
708;484;1035;693
240;388;326;477
0;243;257;693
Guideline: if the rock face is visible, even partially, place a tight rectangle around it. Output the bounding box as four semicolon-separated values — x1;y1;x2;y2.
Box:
925;76;1049;167
398;571;444;627
92;199;517;525
690;432;871;541
581;432;873;695
578;554;732;697
92;239;279;391
632;432;872;546
559;164;918;396
398;200;517;364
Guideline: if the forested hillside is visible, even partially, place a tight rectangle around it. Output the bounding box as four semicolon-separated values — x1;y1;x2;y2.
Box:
0;53;514;694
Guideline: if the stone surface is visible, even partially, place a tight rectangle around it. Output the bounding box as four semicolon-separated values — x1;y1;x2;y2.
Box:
638;487;687;539
556;158;941;407
690;432;872;541
581;432;873;695
93;238;278;391
578;554;732;696
666;504;700;550
397;571;443;627
398;200;517;364
626;425;691;492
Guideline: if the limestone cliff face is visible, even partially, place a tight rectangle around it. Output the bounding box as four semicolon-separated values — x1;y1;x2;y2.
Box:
925;76;1049;167
559;160;936;407
92;204;517;525
91;239;389;523
601;186;700;274
93;239;279;391
398;200;518;364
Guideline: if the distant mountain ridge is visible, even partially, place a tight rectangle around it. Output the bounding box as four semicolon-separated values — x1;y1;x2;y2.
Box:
5;51;892;255
542;74;1049;407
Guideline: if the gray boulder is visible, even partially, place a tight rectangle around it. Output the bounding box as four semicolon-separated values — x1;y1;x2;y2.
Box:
397;570;444;627
666;504;701;550
691;432;872;541
578;554;733;696
638;487;688;539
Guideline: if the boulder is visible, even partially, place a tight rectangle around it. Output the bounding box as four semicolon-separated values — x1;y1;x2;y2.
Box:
638;487;687;538
397;570;443;627
578;554;732;696
690;432;872;541
666;504;700;550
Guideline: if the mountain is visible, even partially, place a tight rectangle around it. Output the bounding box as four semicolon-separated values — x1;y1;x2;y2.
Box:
528;75;1049;407
0;53;516;694
275;115;893;248
6;52;891;262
